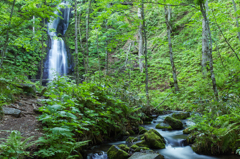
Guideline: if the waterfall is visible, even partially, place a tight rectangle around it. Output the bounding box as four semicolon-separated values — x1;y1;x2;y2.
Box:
47;1;70;80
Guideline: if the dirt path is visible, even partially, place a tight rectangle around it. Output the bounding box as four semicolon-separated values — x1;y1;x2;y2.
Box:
0;96;43;141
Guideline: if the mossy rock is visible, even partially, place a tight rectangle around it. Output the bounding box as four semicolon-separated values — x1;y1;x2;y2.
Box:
130;144;139;149
155;124;172;130
122;131;130;136
126;136;138;143
147;129;165;142
186;132;197;144
19;84;36;96
107;145;129;159
143;121;152;124
172;112;190;120
183;128;191;134
139;126;147;134
136;140;149;147
144;129;165;149
129;129;135;135
134;147;150;152
118;144;130;152
164;116;183;130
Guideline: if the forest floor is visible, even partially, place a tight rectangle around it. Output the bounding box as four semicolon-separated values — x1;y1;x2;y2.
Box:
0;95;43;141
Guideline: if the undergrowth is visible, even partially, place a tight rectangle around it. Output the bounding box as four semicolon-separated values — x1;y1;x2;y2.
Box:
34;76;145;158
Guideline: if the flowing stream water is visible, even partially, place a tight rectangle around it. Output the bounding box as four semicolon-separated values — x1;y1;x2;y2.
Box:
87;112;240;159
46;1;70;80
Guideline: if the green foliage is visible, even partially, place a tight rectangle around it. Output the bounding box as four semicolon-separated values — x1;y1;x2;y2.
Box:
188;99;240;154
35;76;144;158
0;130;37;159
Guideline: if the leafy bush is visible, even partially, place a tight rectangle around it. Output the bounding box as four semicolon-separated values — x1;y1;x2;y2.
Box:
0;130;37;159
35;76;144;158
188;99;240;154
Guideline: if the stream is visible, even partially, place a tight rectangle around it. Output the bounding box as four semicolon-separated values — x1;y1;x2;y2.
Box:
87;112;240;159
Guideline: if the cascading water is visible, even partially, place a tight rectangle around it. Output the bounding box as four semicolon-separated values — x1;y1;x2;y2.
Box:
86;112;240;159
47;1;70;80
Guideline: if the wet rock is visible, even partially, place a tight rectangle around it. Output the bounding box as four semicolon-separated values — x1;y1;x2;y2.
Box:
134;146;150;152
155;124;172;130
122;131;130;136
107;145;129;159
128;152;164;159
143;121;152;124
164;116;183;130
118;144;130;152
130;144;139;149
139;126;147;134
172;112;190;120
2;107;21;118
186;132;197;144
126;136;138;143
136;141;149;147
129;129;135;135
143;129;165;149
183;128;191;134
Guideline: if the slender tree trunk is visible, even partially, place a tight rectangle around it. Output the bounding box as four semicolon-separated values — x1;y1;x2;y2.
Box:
0;0;16;69
78;2;86;75
200;2;219;100
33;16;35;35
86;0;91;76
96;32;101;80
232;0;240;42
164;5;179;93
40;18;45;85
141;1;150;106
75;0;79;84
138;8;144;73
105;20;109;75
202;0;209;75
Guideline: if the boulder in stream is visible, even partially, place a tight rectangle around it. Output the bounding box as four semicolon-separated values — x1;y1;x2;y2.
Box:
172;112;190;119
164;116;183;130
118;144;130;152
137;129;165;149
144;129;165;149
128;152;164;159
107;145;129;159
155;124;172;130
126;136;138;143
139;126;148;134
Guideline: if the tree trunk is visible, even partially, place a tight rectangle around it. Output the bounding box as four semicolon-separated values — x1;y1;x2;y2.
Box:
164;5;179;93
138;8;144;73
33;16;35;35
105;20;109;75
97;32;101;80
75;0;79;84
202;0;209;75
232;0;240;42
0;0;16;69
86;0;91;76
141;1;150;106
200;2;219;100
78;1;86;75
40;18;45;85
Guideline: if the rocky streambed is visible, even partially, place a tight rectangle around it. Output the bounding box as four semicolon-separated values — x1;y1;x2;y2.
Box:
86;111;240;159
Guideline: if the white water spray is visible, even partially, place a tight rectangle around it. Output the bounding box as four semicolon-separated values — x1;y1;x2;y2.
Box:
47;2;70;80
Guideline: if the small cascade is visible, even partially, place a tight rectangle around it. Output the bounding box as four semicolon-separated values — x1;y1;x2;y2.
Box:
47;1;70;80
88;152;108;159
